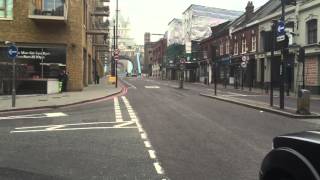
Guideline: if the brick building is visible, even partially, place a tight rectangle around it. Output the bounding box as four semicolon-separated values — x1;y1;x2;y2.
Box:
0;0;109;94
151;38;167;79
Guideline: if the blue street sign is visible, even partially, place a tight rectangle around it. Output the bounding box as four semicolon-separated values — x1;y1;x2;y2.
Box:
277;20;286;42
8;45;18;59
277;21;285;35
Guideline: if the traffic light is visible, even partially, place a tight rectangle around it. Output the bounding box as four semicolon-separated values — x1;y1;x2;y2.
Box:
281;0;296;6
298;47;305;63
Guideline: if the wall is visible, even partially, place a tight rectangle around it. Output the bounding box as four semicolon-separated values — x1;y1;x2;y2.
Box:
0;0;86;91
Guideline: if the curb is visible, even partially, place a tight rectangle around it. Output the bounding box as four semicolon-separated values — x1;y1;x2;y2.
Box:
200;93;320;119
0;85;126;114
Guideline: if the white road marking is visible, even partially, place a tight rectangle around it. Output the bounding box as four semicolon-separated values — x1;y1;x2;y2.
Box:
0;112;68;120
11;126;137;133
141;133;147;139
11;121;136;133
45;113;68;118
145;86;160;89
114;121;135;128
121;79;137;89
154;162;164;175
46;125;66;131
148;150;156;159
144;141;151;148
120;96;167;178
114;97;123;122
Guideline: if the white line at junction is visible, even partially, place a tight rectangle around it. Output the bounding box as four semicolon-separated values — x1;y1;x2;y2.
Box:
0;112;67;120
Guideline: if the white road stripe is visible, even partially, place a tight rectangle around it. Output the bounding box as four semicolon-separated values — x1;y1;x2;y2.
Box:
120;96;167;178
11;126;137;133
153;162;164;174
121;79;137;89
15;121;130;130
114;97;123;122
141;133;147;139
144;141;151;148
148;150;156;159
0;112;68;120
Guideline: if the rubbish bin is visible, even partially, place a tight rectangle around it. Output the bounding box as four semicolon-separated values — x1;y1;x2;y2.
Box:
297;89;311;115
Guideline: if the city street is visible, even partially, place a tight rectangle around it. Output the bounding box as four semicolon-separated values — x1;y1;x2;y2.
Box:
0;77;318;180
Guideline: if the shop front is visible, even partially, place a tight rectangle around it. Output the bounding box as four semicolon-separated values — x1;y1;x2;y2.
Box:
216;55;231;85
0;44;67;95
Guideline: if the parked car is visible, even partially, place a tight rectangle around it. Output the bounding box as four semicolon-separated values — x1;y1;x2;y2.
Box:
260;131;320;180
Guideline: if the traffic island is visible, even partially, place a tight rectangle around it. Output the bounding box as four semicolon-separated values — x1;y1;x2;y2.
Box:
200;93;320;119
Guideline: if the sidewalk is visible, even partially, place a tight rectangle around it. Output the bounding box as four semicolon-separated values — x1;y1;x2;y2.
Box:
193;82;320;100
0;77;122;112
196;83;320;118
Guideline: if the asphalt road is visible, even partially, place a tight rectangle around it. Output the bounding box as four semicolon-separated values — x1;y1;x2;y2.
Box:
0;77;318;180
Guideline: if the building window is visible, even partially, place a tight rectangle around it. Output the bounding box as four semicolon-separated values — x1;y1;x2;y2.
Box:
241;38;247;54
252;35;256;52
307;19;318;44
226;39;230;54
0;0;13;19
44;0;64;11
234;41;238;55
220;43;223;56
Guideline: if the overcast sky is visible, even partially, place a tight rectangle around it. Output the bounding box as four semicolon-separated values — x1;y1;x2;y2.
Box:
109;0;269;45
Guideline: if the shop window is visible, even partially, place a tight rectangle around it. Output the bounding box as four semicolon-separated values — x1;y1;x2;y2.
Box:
307;19;318;44
0;0;13;19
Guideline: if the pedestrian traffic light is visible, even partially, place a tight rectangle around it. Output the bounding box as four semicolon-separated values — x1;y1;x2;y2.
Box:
281;0;296;6
298;47;305;63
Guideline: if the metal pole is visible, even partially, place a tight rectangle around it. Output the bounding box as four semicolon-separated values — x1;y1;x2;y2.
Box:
302;57;305;89
241;68;244;90
270;22;276;107
115;0;119;88
111;21;116;77
214;63;217;95
280;2;285;109
12;58;16;107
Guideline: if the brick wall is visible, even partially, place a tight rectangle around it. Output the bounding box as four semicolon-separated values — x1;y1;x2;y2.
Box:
305;56;319;86
0;0;89;91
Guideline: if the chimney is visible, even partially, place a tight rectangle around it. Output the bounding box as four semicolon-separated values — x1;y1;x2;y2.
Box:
245;1;254;20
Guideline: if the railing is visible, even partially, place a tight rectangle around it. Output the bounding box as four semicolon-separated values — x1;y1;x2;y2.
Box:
29;0;68;21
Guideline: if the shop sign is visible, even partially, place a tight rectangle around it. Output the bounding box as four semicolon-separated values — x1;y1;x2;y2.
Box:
17;50;51;60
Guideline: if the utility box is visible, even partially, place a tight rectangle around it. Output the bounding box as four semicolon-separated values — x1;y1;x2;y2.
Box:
297;89;311;115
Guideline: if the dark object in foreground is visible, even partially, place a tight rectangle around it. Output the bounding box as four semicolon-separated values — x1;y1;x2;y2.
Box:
260;131;320;180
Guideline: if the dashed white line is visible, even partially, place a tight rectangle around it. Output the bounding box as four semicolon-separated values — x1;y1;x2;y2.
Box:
120;96;166;177
141;133;147;139
154;162;164;175
148;150;156;159
144;141;152;148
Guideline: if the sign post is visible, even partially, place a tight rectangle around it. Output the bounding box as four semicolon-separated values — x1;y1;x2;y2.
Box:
114;49;120;88
8;45;18;107
179;59;186;89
